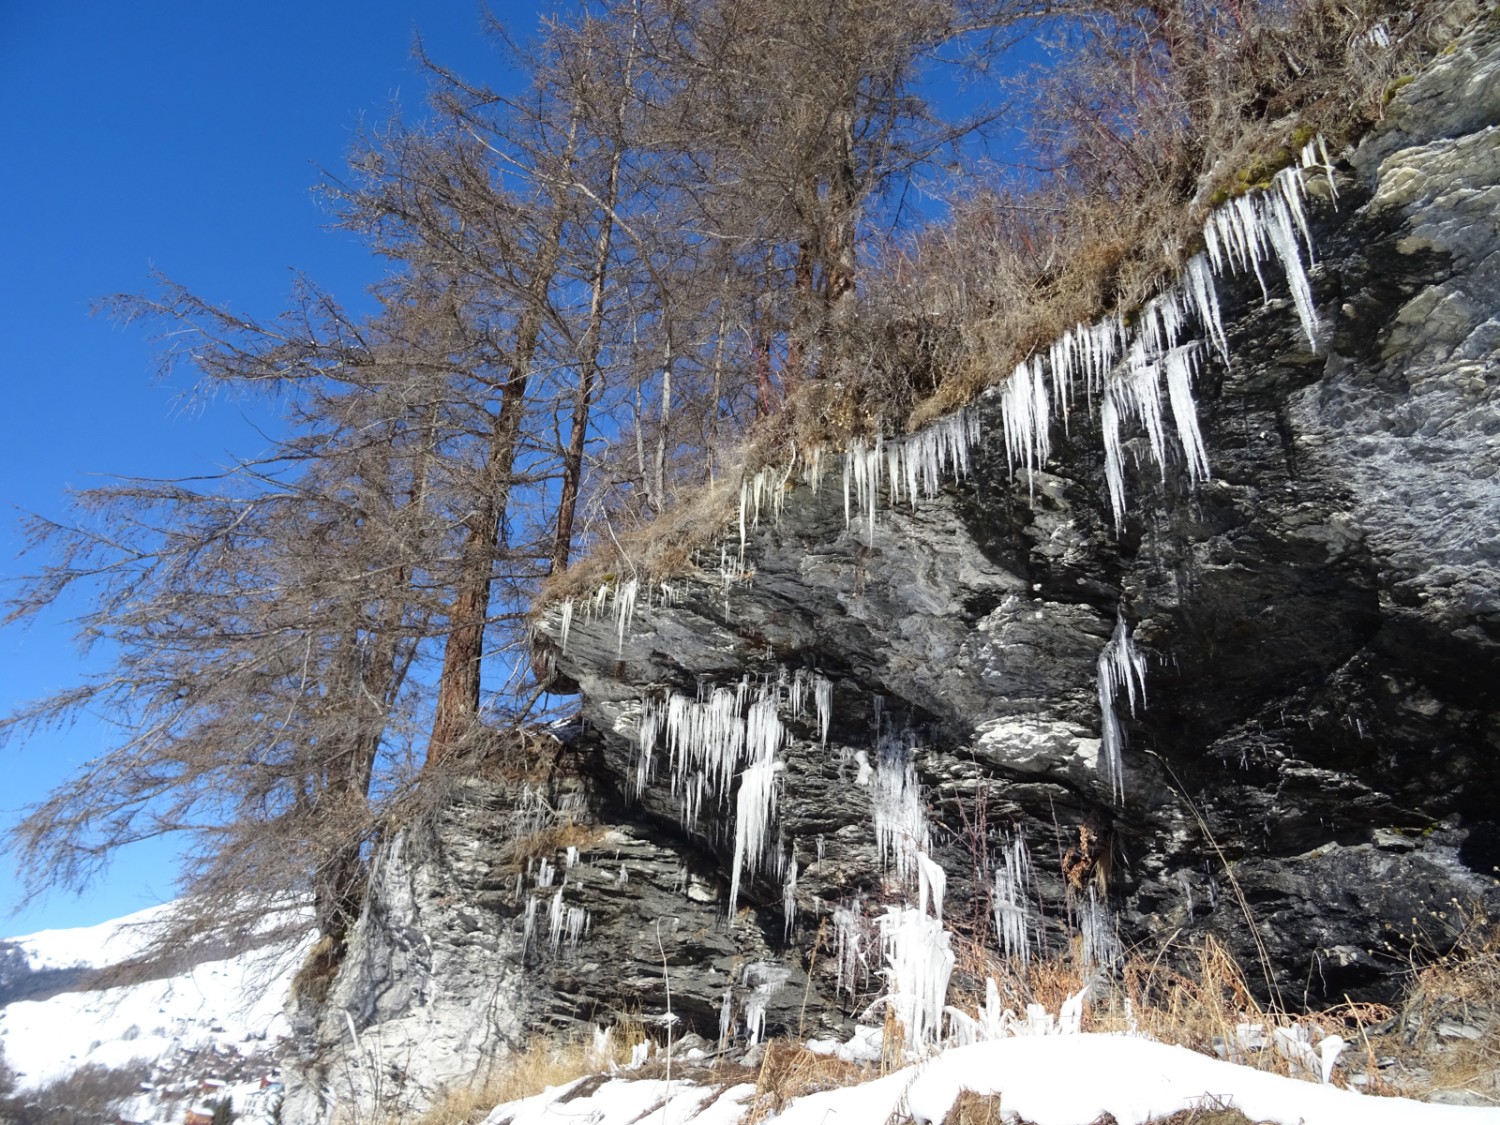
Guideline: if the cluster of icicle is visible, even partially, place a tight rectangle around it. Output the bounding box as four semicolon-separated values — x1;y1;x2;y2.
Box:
1004;139;1335;524
519;848;591;954
555;575;661;657
634;667;833;914
549;141;1336;668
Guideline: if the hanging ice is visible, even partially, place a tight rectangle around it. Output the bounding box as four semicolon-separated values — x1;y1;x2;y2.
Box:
1163;344;1211;484
728;754;783;913
875;905;954;1052
871;738;930;886
993;832;1033;965
814;675;833;748
783;853;798;940
916;851;947;920
834;898;868;999
1097;616;1148;803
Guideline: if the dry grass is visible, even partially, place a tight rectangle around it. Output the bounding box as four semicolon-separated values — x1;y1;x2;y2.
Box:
413;1023;648;1125
410;916;1499;1123
942;1088;1006;1124
1369;912;1500;1104
741;1039;874;1122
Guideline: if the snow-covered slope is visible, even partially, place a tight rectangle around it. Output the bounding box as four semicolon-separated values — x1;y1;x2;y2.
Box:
0;903;312;1123
481;1037;1500;1125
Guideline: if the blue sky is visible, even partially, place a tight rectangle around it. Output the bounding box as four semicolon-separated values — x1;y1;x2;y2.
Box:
0;0;553;935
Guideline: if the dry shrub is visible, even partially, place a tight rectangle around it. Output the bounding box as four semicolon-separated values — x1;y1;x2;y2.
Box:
1146;1105;1258;1125
497;821;605;876
1368;912;1500;1103
534;473;741;608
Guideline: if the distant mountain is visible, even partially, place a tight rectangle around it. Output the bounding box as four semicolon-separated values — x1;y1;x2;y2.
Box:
0;901;312;1124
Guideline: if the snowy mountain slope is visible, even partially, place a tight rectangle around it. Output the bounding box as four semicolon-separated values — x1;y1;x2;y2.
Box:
481;1037;1500;1125
4;902;181;974
0;902;312;1122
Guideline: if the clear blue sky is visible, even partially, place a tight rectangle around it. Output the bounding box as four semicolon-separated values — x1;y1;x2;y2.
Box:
0;0;553;936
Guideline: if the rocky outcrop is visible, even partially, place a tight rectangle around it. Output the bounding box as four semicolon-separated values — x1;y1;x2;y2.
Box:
288;16;1500;1121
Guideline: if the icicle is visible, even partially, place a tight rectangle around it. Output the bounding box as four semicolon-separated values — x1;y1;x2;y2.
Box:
1097;616;1148;803
1164;344;1211;484
613;577;639;654
536;858;555;889
916;852;947;920
993;832;1033;966
718;988;734;1049
558;598;574;655
834;899;867;998
634;695;665;799
1078;886;1121;968
808;444;826;494
1267;169;1321;348
728;754;784;913
871;738;929;886
783;854;798;941
1102;388;1127;527
1183;254;1229;362
522;894;538;950
876;905;954;1052
565;846;579;869
814;675;833;748
742;963;791;1046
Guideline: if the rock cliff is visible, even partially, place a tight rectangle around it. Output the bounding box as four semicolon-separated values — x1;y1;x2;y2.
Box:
285;15;1500;1121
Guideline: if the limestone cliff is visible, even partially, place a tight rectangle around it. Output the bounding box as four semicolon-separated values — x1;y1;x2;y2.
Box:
285;16;1500;1121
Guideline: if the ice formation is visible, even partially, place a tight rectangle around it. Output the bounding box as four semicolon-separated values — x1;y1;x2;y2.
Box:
1078;886;1121;968
877;905;955;1051
782;854;798;940
993;832;1033;965
871;735;930;886
728;753;783;913
548;888;590;951
630;669;833;912
834;899;869;999
1097;616;1148;802
840;411;978;540
742;962;792;1046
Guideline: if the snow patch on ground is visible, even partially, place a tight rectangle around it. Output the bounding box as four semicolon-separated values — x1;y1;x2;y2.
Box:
481;1035;1500;1125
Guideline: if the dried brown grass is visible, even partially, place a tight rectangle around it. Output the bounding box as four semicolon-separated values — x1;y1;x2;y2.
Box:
742;1039;874;1122
413;1023;647;1125
1369;911;1500;1104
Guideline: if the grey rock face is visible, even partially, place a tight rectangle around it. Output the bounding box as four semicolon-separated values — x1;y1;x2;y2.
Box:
292;17;1500;1122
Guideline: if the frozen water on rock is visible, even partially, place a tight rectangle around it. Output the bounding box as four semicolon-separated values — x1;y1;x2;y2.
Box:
875;905;954;1052
742;962;792;1045
1097;616;1148;802
871;735;930;887
993;832;1034;965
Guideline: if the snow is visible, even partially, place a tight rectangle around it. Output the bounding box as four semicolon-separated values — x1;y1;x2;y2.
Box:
480;1035;1500;1125
6;901;181;973
0;930;306;1092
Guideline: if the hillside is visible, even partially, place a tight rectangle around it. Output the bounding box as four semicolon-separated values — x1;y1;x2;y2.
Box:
0;907;310;1123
